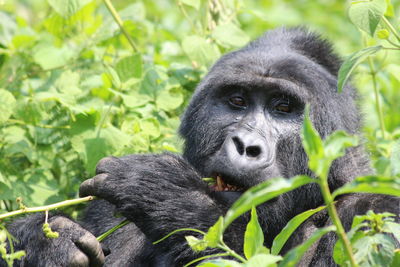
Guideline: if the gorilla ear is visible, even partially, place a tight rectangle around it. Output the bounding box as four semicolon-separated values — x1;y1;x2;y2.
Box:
288;28;342;76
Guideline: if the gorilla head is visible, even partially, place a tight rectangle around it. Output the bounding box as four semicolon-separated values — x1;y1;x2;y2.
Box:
180;27;369;202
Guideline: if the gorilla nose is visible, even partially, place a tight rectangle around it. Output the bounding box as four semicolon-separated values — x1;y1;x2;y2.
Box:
225;132;269;171
232;136;262;158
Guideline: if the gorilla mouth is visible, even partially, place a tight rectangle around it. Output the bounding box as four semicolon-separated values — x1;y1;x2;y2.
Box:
209;174;244;192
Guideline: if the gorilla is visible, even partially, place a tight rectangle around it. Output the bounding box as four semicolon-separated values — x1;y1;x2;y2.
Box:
2;27;399;267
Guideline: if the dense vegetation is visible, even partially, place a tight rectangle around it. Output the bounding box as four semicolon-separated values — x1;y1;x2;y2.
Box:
0;0;399;266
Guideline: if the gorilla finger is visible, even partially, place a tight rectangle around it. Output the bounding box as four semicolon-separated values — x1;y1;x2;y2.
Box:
74;232;105;267
50;216;75;230
96;156;121;174
68;248;90;267
79;174;108;198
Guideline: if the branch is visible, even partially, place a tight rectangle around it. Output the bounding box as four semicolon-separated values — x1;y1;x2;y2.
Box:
0;196;95;220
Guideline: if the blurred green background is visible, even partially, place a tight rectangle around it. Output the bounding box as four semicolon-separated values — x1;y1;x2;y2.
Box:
0;0;399;210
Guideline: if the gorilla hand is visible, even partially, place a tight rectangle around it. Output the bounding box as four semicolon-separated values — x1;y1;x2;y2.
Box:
79;153;224;262
79;153;210;218
4;214;104;267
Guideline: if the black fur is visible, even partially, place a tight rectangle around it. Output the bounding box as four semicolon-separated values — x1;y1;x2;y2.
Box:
2;27;399;267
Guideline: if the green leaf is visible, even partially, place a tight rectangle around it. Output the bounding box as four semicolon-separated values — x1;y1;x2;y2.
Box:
337;45;382;92
353;233;395;266
156;88;184;111
323;131;358;159
204;216;224;248
180;0;200;10
198;259;242;267
279;226;336;267
116;54;143;82
182;35;220;67
332;175;400;198
384;222;400;243
33;43;75;70
391;250;400;267
348;0;387;36
301;106;323;159
390;141;400;176
212;23;250;47
224;176;314;230
0;89;16;123
185;235;208;252
47;0;91;18
301;106;326;177
271;205;326;255
140;118;161;138
244;207;264;259
245;254;282;267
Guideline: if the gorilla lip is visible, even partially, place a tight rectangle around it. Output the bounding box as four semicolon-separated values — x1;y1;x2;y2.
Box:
210;174;244;192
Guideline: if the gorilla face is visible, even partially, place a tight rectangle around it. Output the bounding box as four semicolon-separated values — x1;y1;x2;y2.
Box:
179;28;360;203
204;84;305;189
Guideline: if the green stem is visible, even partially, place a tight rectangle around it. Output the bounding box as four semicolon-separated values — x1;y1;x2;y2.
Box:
0;196;95;220
319;179;357;267
367;57;386;139
103;0;138;52
183;253;230;267
385;38;400;48
218;240;246;263
382;17;400;43
153;228;206;245
96;219;130;242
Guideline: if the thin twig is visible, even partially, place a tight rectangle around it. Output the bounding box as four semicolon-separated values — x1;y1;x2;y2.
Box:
103;0;138;52
382;17;400;43
0;196;95;220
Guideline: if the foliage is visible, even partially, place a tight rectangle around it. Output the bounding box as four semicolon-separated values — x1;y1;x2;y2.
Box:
0;0;400;266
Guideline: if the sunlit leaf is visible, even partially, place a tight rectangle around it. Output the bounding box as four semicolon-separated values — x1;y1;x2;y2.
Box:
156;88;184;111
212;23;250;47
116;54;143;82
271;205;326;255
244;207;264;259
224;176;314;229
0;89;16;123
198;259;242;267
337;45;382;92
185;235;208;252
181;0;200;10
204;216;223;248
182;35;220;67
332;175;400;198
47;0;91;18
348;0;387;36
279;226;336;267
245;254;282;267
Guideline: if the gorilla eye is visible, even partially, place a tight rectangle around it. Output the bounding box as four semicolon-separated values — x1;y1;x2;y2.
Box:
229;96;246;108
275;102;290;113
273;96;292;113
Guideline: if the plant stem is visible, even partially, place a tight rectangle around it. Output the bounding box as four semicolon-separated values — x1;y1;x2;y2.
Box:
318;179;357;267
367;57;386;139
97;219;129;242
218;240;246;263
103;0;138;52
382;17;400;43
183;253;230;267
0;196;95;220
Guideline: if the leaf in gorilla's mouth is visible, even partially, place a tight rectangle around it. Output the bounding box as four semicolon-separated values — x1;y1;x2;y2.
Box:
207;174;244;192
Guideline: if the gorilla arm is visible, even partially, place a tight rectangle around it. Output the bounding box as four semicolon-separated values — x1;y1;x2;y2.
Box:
79;153;240;264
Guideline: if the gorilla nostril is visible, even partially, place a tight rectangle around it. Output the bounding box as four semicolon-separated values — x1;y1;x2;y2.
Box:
246;146;261;158
232;137;244;155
